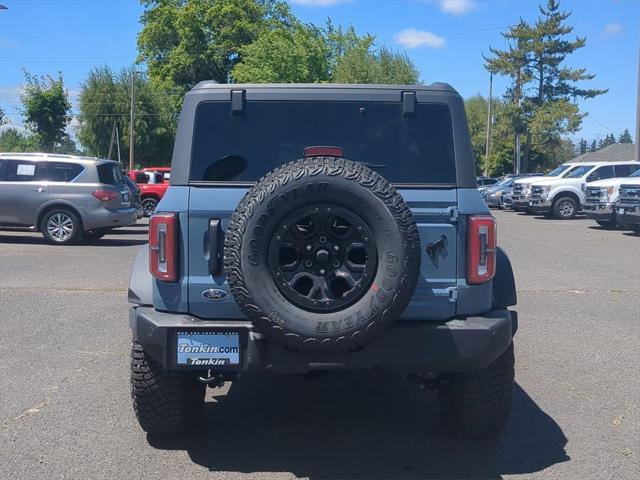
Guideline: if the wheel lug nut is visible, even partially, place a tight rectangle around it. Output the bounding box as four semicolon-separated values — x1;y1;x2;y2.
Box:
332;260;340;268
319;236;327;244
304;260;313;268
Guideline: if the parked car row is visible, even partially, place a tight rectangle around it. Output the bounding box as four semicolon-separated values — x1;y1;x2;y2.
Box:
0;152;173;244
481;160;640;233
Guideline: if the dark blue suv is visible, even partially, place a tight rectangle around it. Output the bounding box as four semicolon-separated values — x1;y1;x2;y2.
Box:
128;83;517;438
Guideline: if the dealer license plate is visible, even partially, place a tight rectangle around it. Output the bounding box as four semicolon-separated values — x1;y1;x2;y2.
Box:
176;331;240;367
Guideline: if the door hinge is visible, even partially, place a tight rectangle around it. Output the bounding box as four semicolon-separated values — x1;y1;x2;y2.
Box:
449;207;459;222
447;287;458;302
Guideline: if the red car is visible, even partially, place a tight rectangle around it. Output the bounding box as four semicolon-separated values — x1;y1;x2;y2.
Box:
126;170;169;216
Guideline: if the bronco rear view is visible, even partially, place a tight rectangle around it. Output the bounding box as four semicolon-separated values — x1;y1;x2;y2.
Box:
128;83;518;438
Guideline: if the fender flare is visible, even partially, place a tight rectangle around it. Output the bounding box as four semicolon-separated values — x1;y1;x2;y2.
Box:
128;245;153;306
492;247;517;309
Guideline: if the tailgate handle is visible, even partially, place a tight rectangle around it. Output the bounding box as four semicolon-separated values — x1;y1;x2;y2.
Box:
208;219;224;277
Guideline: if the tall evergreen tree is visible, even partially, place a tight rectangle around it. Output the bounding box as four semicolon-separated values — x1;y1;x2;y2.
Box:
485;0;606;172
589;139;597;152
619;129;633;144
578;138;588;154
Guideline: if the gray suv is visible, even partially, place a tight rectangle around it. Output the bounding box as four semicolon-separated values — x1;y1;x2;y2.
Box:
128;83;517;439
0;153;137;244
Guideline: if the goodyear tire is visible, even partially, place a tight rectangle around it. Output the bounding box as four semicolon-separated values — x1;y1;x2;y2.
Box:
224;157;420;352
438;343;515;438
130;341;205;435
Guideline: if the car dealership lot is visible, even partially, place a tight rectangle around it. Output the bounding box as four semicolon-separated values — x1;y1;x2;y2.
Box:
1;212;638;480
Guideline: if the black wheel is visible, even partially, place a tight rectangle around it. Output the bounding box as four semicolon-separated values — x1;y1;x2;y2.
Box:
40;208;82;245
142;197;158;217
83;228;109;241
130;341;205;435
438;343;514;439
224;157;420;352
552;197;578;219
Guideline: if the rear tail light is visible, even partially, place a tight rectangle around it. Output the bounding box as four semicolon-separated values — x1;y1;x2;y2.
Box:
467;215;496;284
92;190;119;202
149;213;178;282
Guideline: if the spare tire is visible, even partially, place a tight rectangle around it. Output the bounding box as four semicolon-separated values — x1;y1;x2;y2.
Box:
224;157;420;352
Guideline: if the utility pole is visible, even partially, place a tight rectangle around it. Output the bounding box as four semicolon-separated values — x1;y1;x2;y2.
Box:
484;71;493;177
129;71;135;171
108;121;116;160
116;124;122;166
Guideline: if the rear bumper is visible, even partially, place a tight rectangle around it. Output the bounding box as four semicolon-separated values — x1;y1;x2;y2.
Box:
583;202;614;222
129;306;517;374
83;206;138;230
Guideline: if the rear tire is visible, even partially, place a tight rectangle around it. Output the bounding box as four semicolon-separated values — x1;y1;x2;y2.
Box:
438;343;514;439
130;341;206;435
40;208;82;245
552;197;578;219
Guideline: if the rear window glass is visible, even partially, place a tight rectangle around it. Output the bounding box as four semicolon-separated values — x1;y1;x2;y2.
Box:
97;163;123;185
46;162;84;182
191;101;456;184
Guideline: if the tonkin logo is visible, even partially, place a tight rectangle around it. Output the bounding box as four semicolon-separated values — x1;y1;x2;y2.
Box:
201;288;228;301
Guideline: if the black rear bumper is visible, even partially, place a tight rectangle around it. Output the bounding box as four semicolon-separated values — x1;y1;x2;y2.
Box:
130;307;517;374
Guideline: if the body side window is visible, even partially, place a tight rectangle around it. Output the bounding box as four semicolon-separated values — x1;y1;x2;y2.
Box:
1;159;47;182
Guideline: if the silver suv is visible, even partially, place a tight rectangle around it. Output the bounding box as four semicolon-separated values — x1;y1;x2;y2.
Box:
0;152;137;244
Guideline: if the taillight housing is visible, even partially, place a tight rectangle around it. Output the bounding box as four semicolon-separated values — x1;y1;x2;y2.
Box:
149;213;178;282
92;190;119;202
467;215;497;284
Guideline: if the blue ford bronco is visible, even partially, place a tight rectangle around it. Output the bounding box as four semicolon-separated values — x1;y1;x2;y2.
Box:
128;83;518;438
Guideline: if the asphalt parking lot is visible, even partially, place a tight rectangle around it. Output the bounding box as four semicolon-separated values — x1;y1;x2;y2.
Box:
1;210;638;480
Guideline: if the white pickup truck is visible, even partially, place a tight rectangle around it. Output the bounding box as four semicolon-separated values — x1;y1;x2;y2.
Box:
583;167;640;228
511;163;578;212
527;161;640;219
616;174;640;233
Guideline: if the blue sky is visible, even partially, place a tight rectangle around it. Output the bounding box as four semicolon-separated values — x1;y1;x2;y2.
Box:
0;0;638;143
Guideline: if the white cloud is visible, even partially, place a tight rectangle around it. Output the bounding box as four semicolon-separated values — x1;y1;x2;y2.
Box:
289;0;350;6
394;28;446;49
439;0;477;15
602;22;623;37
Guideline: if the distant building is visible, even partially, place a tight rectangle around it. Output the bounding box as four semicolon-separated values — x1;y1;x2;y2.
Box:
572;143;636;163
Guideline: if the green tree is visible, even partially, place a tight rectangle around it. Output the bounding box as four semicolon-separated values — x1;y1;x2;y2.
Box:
232;23;329;83
589;139;597;152
333;41;419;84
21;71;72;152
78;66;175;166
137;0;293;108
578;138;588;154
619;129;633;144
465;95;518;176
485;0;606;172
0;128;40;152
0;106;7;125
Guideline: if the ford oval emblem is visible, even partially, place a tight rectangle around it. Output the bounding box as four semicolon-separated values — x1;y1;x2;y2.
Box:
201;288;228;301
